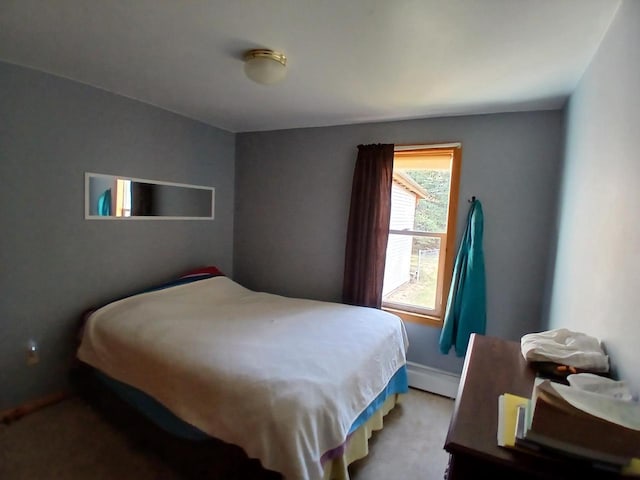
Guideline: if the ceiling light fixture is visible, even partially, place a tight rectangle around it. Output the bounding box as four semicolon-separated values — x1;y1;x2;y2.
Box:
243;49;287;85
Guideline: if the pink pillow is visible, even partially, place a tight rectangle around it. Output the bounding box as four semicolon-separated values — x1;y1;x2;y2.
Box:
179;266;225;279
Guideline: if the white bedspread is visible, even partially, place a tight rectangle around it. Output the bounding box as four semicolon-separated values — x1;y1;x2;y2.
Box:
77;276;408;480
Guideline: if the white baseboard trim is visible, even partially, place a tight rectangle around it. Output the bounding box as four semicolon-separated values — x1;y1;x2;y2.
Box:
406;361;460;399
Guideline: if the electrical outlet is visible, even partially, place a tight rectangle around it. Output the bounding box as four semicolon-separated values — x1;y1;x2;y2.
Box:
26;340;39;366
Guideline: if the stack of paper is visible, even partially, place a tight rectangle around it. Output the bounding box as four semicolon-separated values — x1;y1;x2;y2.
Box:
497;379;640;474
497;392;529;448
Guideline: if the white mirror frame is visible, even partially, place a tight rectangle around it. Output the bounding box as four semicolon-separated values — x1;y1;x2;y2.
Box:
85;172;215;220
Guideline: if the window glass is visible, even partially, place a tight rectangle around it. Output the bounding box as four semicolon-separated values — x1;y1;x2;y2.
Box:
382;146;460;323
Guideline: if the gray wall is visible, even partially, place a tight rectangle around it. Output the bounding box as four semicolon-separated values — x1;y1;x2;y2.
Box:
0;61;235;410
235;110;564;373
547;0;640;396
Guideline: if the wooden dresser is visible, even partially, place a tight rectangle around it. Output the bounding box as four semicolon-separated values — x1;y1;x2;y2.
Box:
443;333;628;479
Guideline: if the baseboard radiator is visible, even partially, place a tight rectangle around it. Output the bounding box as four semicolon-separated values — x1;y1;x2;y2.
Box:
406;361;460;399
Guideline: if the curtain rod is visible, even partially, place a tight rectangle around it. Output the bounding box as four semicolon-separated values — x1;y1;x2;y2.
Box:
394;142;461;151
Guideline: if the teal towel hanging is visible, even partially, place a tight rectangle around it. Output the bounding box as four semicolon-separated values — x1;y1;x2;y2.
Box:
439;198;486;357
98;188;112;216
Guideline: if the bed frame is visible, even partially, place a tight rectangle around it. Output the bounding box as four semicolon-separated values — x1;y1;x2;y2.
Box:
71;271;408;479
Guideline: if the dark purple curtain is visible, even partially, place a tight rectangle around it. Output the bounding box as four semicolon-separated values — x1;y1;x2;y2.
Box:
342;143;394;308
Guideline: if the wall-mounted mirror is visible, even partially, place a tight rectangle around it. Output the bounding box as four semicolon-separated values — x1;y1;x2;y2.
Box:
85;173;215;220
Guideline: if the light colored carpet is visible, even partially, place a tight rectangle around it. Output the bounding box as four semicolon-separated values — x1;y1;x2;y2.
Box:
0;387;454;480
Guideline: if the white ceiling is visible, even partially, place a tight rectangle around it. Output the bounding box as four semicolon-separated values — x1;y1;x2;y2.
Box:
0;0;621;133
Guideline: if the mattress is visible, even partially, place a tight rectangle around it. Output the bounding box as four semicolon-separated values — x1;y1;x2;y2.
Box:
77;274;409;480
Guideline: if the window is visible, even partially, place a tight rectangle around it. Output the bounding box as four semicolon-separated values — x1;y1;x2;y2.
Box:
382;144;461;326
115;178;132;217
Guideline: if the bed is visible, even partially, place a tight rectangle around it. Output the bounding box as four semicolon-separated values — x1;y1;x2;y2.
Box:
76;267;409;480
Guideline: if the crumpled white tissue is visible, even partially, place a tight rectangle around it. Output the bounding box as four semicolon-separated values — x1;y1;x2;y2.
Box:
567;373;632;401
521;328;609;372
